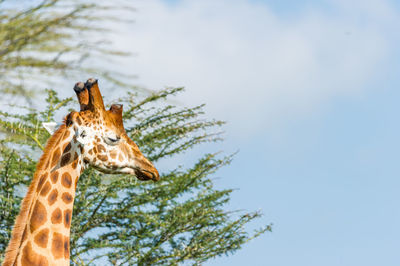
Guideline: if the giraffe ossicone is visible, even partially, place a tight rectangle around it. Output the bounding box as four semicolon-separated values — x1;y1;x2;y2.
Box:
3;79;159;266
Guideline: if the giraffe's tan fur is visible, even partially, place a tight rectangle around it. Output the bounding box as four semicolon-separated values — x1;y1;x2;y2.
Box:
3;124;77;266
3;79;159;266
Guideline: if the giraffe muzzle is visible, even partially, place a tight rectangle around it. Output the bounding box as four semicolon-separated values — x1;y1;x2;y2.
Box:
134;166;160;182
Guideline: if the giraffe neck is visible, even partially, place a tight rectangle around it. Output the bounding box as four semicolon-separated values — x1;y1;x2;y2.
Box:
3;125;84;266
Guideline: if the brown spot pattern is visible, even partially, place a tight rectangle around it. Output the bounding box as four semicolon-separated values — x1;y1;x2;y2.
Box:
64;209;72;228
63;142;72;154
60;153;71;167
34;228;49;248
37;173;48;192
51;208;62;224
98;154;108;161
118;153;124;162
50;171;59;184
51;148;61;169
21;241;48;266
97;144;106;153
61;172;72;188
51;232;63;259
30;201;47;233
48;189;58;206
39;181;51;196
64;236;70;259
61;192;73;204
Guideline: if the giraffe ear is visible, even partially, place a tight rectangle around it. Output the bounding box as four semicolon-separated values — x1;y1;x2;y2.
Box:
42;122;59;135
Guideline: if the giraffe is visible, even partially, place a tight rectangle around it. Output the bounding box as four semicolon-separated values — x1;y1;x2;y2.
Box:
3;78;159;266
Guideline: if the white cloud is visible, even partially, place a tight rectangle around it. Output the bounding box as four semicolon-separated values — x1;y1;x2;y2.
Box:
113;0;398;137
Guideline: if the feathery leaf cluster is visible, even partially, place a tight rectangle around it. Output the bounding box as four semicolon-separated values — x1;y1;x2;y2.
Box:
0;1;270;265
0;89;271;265
0;0;134;105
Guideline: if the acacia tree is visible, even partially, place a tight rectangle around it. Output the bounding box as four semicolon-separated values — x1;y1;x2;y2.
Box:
0;0;135;104
0;1;270;265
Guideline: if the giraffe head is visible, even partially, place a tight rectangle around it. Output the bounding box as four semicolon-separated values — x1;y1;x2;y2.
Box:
67;78;159;181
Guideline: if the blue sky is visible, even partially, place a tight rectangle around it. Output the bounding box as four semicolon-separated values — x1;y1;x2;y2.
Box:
111;0;400;265
3;1;400;265
211;78;400;266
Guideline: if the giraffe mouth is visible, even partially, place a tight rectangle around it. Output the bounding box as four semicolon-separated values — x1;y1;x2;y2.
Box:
93;166;158;182
92;161;160;182
134;167;159;182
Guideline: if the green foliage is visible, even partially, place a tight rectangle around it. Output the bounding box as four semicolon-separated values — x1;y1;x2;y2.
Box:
0;1;270;265
0;0;134;104
0;89;270;265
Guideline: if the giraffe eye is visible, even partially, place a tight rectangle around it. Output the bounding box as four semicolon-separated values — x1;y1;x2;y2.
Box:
104;136;120;146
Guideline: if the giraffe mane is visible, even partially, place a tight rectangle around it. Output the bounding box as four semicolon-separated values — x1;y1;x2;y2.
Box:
3;123;68;266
